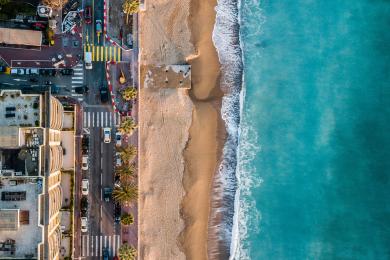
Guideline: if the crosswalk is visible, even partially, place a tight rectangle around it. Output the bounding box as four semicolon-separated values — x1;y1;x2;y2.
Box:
83;111;121;128
81;235;121;257
84;44;122;62
71;63;84;101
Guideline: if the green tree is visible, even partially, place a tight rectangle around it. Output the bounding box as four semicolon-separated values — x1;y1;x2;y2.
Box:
122;0;140;24
118;145;137;162
121;87;137;101
121;213;134;226
118;244;137;260
112;183;138;205
118;117;137;135
116;164;137;178
0;0;10;6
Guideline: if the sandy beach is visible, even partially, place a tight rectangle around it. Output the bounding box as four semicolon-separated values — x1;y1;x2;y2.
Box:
138;0;224;259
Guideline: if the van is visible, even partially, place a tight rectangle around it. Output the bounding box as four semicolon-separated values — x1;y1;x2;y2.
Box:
85;52;92;70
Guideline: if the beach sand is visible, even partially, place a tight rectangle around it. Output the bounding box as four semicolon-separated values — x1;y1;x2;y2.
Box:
138;0;224;259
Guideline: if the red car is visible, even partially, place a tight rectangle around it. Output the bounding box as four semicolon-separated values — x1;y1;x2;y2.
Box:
84;6;92;24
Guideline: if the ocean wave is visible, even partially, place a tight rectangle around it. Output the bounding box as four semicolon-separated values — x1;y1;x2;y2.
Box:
211;0;265;259
209;0;243;258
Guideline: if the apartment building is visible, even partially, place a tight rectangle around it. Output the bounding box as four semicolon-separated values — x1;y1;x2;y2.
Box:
0;89;65;259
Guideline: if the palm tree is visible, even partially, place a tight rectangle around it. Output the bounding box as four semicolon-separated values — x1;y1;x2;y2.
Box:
118;117;137;135
112;183;138;205
118;146;137;162
116;164;137;181
121;213;134;226
121;86;137;101
122;0;140;24
118;244;137;260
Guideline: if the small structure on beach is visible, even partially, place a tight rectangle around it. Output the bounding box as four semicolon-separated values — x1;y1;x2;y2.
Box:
143;65;191;89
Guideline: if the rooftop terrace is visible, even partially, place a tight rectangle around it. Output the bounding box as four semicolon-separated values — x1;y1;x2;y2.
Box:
0;179;43;258
0;90;41;128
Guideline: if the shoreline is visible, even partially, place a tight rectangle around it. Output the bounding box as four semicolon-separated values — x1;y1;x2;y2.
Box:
181;0;226;258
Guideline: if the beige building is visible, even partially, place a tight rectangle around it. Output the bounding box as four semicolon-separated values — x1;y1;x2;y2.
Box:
0;90;66;259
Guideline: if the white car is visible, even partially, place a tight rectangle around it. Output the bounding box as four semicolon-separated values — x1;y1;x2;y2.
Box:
115;132;122;147
81;217;88;233
81;179;89;196
81;155;88;170
115;152;122;167
10;68;24;75
103;128;111;143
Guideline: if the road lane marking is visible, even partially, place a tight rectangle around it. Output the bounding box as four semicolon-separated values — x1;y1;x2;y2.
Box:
97;112;100;127
112;235;116;256
116;235;120;253
87;235;90;256
87;112;90;127
72;76;83;80
92;112;95;127
83;112;86;126
101;112;104;127
108;236;111;252
109;112;112;126
95;236;99;256
72;80;83;84
118;47;121;61
113;47;116;61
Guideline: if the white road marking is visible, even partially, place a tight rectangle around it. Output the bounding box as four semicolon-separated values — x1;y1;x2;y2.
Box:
87;235;90;256
92;112;95;127
101;112;104;127
95;236;99;256
116;235;121;253
112;235;116;256
108;236;111;252
74;72;83;75
83;112;86;126
72;80;83;84
72;76;83;79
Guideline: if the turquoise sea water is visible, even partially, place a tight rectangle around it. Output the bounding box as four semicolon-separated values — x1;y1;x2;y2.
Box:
232;0;390;259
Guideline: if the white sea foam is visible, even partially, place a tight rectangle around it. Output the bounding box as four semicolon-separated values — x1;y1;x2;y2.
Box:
212;0;264;259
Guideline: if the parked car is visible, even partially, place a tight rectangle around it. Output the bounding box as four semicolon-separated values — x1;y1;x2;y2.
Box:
81;179;89;196
82;135;89;152
84;6;92;24
29;78;38;83
25;68;39;75
115;132;122;146
61;69;74;75
103;187;112;202
114;203;121;223
115;152;122;167
81;196;88;216
11;68;24;75
81;217;88;232
99;85;109;103
82;155;88;170
103;128;111;143
75;85;89;94
114;175;120;187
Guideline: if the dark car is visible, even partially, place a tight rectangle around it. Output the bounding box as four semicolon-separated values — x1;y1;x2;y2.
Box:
61;69;74;75
103;248;109;260
81;197;88;217
75;85;89;94
0;66;6;73
39;69;49;76
114;203;121;223
103;187;112;202
84;6;92;24
99;86;109;103
49;69;57;76
29;78;38;83
82;135;89;152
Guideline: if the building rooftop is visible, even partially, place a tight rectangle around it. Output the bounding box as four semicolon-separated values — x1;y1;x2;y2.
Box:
0;90;41;128
0;179;43;258
0;28;42;47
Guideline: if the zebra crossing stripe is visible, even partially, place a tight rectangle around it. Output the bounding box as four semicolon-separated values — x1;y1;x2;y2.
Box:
100;236;103;256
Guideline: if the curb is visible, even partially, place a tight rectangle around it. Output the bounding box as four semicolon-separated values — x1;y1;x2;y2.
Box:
105;61;132;116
